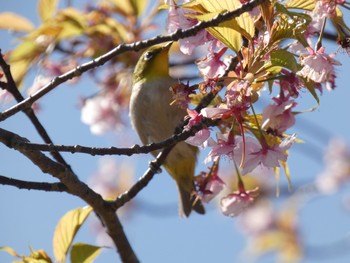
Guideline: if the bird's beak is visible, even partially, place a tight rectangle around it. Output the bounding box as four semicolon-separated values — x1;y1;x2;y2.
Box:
163;41;173;50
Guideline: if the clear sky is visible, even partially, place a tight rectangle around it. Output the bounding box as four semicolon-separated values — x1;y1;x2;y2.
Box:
1;1;350;263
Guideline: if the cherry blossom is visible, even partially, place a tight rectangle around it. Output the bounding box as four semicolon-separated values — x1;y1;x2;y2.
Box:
195;162;225;203
315;138;350;194
297;47;341;90
261;96;296;135
165;0;213;55
0;89;12;105
204;132;236;163
280;70;305;98
196;48;230;80
81;92;123;135
240;134;297;175
184;109;211;147
88;157;134;199
221;187;259;217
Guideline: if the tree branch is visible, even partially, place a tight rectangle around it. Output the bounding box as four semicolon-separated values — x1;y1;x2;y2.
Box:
0;127;139;263
0;50;71;168
0;0;266;122
0;175;68;192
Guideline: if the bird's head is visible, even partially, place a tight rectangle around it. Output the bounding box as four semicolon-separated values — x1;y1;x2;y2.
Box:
133;42;173;84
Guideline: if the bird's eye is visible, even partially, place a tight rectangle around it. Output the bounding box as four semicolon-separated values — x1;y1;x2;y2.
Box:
144;51;154;61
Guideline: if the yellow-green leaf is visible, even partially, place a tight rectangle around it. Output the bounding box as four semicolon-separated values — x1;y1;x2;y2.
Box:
53;206;93;263
0;246;20;257
0;12;35;32
38;0;58;22
70;243;102;263
280;160;292;192
131;0;148;16
10;59;32;87
190;0;254;52
10;41;41;62
285;0;315;10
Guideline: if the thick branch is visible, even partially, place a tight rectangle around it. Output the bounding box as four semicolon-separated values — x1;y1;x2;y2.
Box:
0;0;265;122
0;50;71;168
0;127;138;263
0;175;68;192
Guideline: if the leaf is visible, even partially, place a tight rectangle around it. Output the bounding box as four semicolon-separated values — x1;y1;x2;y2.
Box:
38;0;58;22
53;206;93;263
131;0;148;16
0;246;20;257
0;12;35;32
10;41;41;62
285;0;315;10
70;243;102;263
270;49;298;72
9;59;32;87
0;246;53;263
185;0;254;52
280;160;292;192
301;77;320;105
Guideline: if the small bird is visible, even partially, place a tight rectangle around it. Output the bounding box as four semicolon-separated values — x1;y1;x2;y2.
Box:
129;42;205;217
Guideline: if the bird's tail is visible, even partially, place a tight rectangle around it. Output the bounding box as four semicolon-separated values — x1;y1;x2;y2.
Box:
177;184;205;217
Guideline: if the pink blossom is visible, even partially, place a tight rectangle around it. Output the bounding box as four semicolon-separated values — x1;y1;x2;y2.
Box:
297;47;340;90
196;48;230;80
240;134;296;175
170;81;194;109
221;187;259;217
316;138;350;194
27;75;52;112
204;132;236;163
196;163;225;203
166;0;213;55
280;70;304;98
261;97;296;134
89;157;134;199
0;89;12;105
81;93;123;135
184;109;211;147
239;200;274;235
200;106;231;119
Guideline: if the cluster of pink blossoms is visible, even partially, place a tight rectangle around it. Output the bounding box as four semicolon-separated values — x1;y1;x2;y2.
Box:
165;0;345;216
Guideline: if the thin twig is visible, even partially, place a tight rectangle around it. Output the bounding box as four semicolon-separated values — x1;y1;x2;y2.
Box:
0;175;68;192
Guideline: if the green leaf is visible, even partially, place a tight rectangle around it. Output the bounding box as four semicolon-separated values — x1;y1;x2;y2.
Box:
270;49;298;72
38;0;58;22
0;12;35;32
265;65;282;74
302;77;320;105
70;243;102;263
285;0;315;10
53;206;93;263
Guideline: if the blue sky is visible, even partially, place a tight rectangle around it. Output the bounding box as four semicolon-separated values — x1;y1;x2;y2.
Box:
1;1;350;263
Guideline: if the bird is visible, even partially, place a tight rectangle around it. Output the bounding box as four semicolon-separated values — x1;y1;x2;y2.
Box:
129;42;205;217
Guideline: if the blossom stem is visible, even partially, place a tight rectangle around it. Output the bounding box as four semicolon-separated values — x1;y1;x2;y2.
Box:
234;161;245;192
316;17;327;51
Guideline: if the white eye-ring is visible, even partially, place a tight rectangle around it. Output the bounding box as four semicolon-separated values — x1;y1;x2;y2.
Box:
144;51;154;61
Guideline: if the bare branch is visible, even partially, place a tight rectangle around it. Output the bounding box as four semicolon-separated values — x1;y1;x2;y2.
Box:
0;127;138;262
0;175;68;192
0;50;71;168
0;0;266;122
